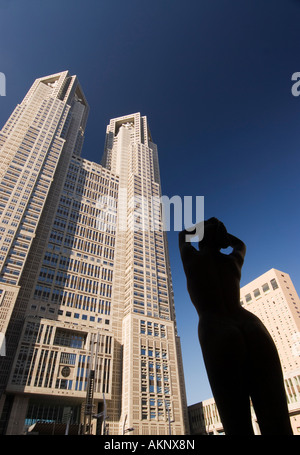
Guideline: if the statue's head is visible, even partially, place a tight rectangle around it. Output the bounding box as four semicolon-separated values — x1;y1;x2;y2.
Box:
199;217;229;250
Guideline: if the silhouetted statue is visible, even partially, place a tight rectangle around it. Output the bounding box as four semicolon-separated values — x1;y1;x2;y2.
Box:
179;218;293;435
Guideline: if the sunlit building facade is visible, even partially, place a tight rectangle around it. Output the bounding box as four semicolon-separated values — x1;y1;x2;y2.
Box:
0;72;189;435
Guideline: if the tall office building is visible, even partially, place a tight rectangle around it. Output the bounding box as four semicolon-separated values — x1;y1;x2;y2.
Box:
0;73;189;435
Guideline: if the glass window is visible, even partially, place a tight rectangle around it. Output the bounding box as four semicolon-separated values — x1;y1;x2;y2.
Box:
54;328;86;349
270;279;279;290
253;288;260;298
245;293;252;303
262;283;270;293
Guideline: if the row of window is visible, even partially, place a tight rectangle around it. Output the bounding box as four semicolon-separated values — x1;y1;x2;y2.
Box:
30;303;111;325
48;232;115;258
241;278;279;305
38;263;113;283
33;283;111;310
53;216;116;246
69;158;118;187
34;273;110;295
140;356;170;395
140;321;167;338
141;346;168;359
141;398;172;421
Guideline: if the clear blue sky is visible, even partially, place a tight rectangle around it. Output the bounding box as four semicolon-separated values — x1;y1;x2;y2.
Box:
1;0;300;405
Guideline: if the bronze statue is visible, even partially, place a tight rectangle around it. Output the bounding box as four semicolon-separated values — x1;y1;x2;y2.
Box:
179;218;293;435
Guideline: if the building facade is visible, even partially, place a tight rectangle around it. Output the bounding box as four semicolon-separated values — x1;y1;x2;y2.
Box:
0;72;189;435
188;268;300;435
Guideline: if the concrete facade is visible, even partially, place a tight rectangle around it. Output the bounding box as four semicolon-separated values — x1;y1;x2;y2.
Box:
0;74;189;435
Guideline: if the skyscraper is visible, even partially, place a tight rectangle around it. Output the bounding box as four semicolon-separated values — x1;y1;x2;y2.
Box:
0;73;189;435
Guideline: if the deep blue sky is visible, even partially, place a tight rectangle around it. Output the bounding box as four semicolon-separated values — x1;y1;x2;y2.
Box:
1;0;300;405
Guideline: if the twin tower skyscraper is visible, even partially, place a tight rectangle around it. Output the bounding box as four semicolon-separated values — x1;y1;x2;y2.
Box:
0;71;189;435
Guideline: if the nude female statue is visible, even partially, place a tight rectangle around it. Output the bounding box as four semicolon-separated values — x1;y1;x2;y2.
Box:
179;218;292;435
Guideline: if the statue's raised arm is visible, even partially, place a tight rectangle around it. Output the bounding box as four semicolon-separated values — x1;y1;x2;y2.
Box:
179;217;293;435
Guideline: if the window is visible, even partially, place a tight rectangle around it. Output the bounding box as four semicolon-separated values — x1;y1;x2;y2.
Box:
253;288;261;299
245;293;252;303
54;328;86;349
262;283;270;293
271;279;279;290
140;320;146;334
